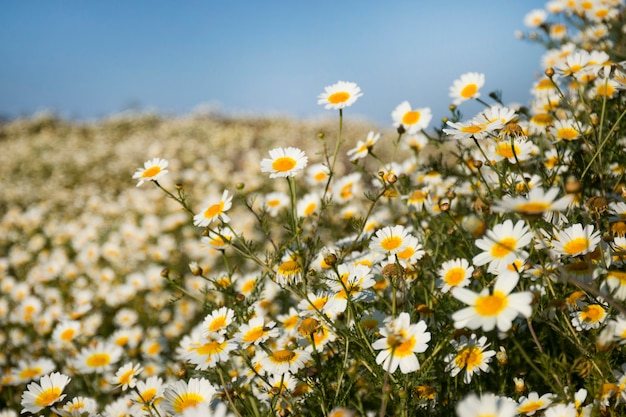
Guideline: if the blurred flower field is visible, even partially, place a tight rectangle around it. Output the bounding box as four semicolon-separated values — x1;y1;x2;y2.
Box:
3;1;626;416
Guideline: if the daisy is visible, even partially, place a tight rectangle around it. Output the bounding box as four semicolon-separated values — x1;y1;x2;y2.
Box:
297;192;321;218
437;258;474;293
552;223;601;257
261;147;308;178
451;272;534;332
55;396;98;417
12;358;55;384
134;375;165;407
589;77;619;99
276;258;304;286
133;158;169;187
523;9;547;27
492;187;573;216
443;117;502;140
193;190;233;227
317;80;363;110
201;307;235;337
483;105;519;126
184;334;238;370
297;291;331;316
449;72;485;105
370;225;412;255
259;348;311;376
444;334;496;384
473;219;533;272
233;316;279;347
405;188;430;211
324;263;376;314
391;101;432;134
395;235;426;266
487;137;534;164
571;302;607;331
372;312;431;374
332;172;362;203
517;392;554;415
163;377;216;416
301;321;337;353
550;119;585;142
111;362;143;391
72;340;123;374
456;394;517;417
262;191;289;217
20;372;71;414
201;226;233;251
306;163;331;187
347;131;381;161
603;270;626;300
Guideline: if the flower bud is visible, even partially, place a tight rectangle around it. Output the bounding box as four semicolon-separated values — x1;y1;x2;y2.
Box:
189;262;203;276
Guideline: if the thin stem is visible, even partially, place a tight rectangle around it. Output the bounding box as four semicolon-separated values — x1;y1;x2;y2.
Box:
581;105;626;180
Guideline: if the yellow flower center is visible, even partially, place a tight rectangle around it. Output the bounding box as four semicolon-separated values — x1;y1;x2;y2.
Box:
581;305;605;322
557;127;579;140
597;83;615;97
281;316;298;330
475;291;508;316
608;271;626;284
203;202;224;219
328;91;350;104
304;203;316;216
409;190;428;203
141;166;161;178
267;199;281;207
272;157;297;172
461;124;484;134
173;393;204;414
140;388;157;403
398;246;415;260
60;328;76;341
394;336;416;357
454;346;482;370
491;237;517;259
241;278;256;294
314;172;327;181
518;401;544;413
532;113;553;125
444;267;466;286
20;367;42;380
67;400;86;411
243;327;265;343
515;201;552;214
272;349;296;363
402;111;421;125
563;237;589;255
197;340;225;355
35;387;61;407
380;236;403;252
496;142;520;159
208;316;227;332
119;369;134;385
460;83;478;98
278;260;302;276
86;353;111;368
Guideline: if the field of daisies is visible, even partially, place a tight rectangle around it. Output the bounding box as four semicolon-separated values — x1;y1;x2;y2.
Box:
3;2;626;417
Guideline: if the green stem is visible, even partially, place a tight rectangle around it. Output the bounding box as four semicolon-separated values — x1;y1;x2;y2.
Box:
581;105;626;180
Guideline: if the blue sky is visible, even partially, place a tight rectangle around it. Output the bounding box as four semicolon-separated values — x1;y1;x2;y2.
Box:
0;1;548;126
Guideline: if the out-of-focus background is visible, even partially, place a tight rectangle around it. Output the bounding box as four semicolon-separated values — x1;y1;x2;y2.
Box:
0;0;547;126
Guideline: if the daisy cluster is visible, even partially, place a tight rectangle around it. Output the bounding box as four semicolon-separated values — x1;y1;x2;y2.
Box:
2;1;626;416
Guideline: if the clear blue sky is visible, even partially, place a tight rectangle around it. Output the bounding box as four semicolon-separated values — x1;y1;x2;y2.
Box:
0;1;548;126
